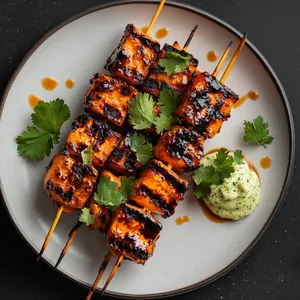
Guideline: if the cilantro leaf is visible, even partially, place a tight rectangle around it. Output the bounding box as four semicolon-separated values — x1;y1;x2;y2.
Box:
214;148;234;179
192;148;245;199
119;176;136;201
154;114;174;134
81;146;92;165
158;52;191;75
192;165;220;185
94;175;136;211
194;184;211;199
128;93;155;130
234;150;243;165
16;99;70;161
157;90;180;116
79;207;95;226
130;132;153;165
243;116;274;148
31;99;70;134
16;126;54;161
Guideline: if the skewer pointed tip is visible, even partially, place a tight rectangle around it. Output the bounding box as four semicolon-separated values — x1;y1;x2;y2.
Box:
37;205;64;263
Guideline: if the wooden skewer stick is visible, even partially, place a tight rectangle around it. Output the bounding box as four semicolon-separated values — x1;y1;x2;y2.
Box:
145;0;167;35
212;41;233;77
53;220;82;271
183;25;199;50
220;32;247;83
37;205;64;262
86;251;113;300
99;254;124;297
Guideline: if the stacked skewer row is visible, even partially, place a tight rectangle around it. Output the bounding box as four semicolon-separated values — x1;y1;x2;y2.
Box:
37;1;247;298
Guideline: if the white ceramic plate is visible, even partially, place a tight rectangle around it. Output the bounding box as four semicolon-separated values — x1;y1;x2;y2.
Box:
0;1;294;298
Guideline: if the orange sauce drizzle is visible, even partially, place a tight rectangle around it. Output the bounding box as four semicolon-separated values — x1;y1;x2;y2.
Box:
207;50;218;62
155;28;169;39
41;77;58;91
260;156;272;169
198;201;231;223
234;90;259;108
28;94;42;108
141;26;148;34
176;216;190;225
65;79;75;89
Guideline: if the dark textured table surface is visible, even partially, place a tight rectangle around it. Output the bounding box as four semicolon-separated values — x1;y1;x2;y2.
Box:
1;0;299;299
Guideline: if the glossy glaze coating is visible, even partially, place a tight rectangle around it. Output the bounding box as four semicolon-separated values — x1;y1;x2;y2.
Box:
143;42;198;97
130;159;188;218
154;125;205;173
105;24;160;86
106;132;142;176
106;203;162;264
84;73;139;126
44;154;98;209
65;115;121;167
176;72;239;138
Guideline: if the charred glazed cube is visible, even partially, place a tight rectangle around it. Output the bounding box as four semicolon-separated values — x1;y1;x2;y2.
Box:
106;133;142;176
143;43;198;98
44;154;98;209
154;125;205;173
107;203;162;265
130;159;188;218
65;115;121;167
88;171;119;231
176;72;239;138
105;24;160;86
84;73;139;126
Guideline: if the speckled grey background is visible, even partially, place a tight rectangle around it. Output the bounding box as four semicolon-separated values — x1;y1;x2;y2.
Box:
0;0;299;299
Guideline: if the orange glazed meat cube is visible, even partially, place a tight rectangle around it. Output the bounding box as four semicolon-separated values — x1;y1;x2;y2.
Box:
106;203;162;265
154;125;205;173
105;24;160;86
143;43;198;98
106;133;142;176
176;72;239;138
84;73;139;126
44;154;98;209
65;115;121;167
130;160;188;218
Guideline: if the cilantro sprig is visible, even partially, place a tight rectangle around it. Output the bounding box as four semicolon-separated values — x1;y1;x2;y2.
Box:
128;90;179;134
129;132;153;165
193;148;243;199
79;207;95;226
94;174;136;211
158;52;191;75
243;116;274;148
81;146;93;165
16;99;70;161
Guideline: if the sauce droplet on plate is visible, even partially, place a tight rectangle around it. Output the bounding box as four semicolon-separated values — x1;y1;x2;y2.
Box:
176;215;190;225
234;90;259;108
207;50;218;62
198;201;231;223
65;79;75;89
260;156;272;169
41;77;58;91
28;94;42;108
155;28;169;39
141;26;148;34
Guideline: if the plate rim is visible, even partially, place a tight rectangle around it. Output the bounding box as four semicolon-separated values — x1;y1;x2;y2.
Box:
0;0;295;299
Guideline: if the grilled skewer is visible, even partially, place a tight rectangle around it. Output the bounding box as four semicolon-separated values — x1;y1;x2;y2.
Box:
37;154;98;261
90;34;248;297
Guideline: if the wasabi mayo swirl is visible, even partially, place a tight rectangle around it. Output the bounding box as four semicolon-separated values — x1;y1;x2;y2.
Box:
200;152;260;220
